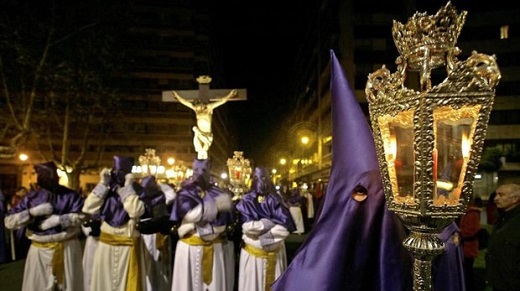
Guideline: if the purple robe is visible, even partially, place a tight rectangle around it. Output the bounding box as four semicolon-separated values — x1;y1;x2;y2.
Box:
8;186;84;235
236;191;296;232
170;183;233;227
99;184;142;228
433;222;466;291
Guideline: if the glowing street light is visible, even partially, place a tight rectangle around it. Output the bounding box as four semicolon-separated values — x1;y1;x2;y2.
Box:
18;153;28;162
167;157;175;166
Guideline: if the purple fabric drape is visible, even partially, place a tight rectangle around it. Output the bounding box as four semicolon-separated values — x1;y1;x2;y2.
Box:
170;183;233;227
272;50;412;291
9;186;84;235
433;222;466;291
236;191;296;232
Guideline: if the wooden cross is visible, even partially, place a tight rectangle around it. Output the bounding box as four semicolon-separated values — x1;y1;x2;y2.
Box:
161;75;247;160
162;75;247;104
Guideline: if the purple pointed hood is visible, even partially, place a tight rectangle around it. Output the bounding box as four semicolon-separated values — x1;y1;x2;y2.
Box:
110;155;134;188
34;161;60;191
272;50;412;291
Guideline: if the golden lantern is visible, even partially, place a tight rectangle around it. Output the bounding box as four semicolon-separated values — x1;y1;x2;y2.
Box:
365;2;501;290
227;151;252;200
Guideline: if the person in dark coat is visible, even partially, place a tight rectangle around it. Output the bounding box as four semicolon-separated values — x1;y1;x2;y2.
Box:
485;183;520;291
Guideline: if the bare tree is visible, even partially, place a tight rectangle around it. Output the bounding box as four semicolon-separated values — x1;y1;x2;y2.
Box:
1;0;132;190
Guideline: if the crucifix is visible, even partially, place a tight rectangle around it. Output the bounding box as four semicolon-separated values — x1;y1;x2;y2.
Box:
162;76;247;160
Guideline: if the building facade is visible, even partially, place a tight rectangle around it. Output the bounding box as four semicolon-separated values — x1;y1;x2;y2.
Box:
0;0;238;194
272;0;520;198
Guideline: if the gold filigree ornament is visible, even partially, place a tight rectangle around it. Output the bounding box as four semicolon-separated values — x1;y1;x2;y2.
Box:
227;151;252;198
365;3;500;290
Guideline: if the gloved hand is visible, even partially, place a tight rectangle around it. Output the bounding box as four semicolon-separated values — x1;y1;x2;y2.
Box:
92;168;111;199
124;173;135;187
99;168;111;186
214;193;232;212
39;214;61;230
29;203;53;217
117;173;136;201
260;218;275;231
158;182;176;205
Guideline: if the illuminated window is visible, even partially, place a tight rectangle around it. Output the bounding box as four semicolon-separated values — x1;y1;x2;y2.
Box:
500;25;509;39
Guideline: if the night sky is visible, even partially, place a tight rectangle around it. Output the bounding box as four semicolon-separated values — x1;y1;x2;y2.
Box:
208;1;314;165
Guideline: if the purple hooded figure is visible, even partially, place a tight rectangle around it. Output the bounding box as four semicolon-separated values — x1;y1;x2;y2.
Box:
97;156;140;228
5;161;85;290
236;167;296;291
8;161;84;236
272;51;413;291
34;161;60;192
169;158;235;291
272;51;465;291
82;155;146;291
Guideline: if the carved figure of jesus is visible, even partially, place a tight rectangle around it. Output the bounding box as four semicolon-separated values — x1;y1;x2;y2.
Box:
173;89;237;159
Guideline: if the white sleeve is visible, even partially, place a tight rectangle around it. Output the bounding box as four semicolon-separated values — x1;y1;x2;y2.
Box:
121;194;145;219
4;210;31;230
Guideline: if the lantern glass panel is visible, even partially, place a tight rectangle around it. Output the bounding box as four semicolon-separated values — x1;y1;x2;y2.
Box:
432;105;480;205
378;110;415;204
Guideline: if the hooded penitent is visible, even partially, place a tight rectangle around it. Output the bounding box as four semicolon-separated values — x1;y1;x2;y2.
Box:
252;167;274;195
191;158;212;189
272;50;465;291
236;167;296;233
170;158;233;227
102;156;136;227
272;50;412;291
34;161;60;192
109;155;134;190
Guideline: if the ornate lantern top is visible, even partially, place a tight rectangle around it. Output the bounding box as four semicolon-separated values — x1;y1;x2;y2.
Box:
392;2;467;72
139;148;161;176
365;2;501;230
227;151;252;198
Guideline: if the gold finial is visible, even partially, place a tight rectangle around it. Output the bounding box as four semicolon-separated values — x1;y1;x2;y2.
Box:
392;2;467;70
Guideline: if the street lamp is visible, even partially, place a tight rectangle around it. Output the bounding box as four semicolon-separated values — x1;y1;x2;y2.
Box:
365;3;500;291
301;136;310;146
18;153;28;162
